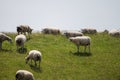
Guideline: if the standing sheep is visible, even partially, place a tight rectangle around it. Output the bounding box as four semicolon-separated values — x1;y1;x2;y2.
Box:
81;28;97;34
25;50;42;67
15;34;26;51
42;27;60;35
109;29;120;37
15;70;34;80
64;31;83;38
0;33;12;49
17;25;33;38
69;36;91;53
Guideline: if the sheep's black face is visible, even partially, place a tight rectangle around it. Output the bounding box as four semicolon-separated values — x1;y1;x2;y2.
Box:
25;57;29;64
8;38;12;44
16;39;22;46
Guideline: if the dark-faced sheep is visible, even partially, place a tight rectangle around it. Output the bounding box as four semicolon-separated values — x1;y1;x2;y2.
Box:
42;28;60;35
64;31;83;38
0;33;12;49
69;36;91;53
25;50;42;67
15;70;34;80
17;25;33;38
81;28;97;34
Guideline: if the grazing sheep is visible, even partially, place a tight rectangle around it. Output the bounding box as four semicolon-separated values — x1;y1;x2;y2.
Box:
64;31;83;38
81;28;97;34
109;29;120;37
42;27;60;35
17;25;33;38
16;70;34;80
25;50;42;67
0;33;12;49
15;34;26;50
103;29;109;33
69;36;91;53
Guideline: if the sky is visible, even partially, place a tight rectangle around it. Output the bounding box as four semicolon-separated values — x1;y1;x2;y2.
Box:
0;0;120;32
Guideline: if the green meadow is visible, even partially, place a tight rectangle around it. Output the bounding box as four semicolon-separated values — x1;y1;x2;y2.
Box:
0;32;120;80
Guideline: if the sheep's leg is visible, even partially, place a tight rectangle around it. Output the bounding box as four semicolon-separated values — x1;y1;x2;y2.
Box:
28;33;30;39
39;60;40;67
77;45;80;53
34;61;37;66
84;46;87;53
88;45;90;53
22;44;24;52
17;46;18;51
31;59;32;65
18;32;19;35
24;32;26;35
0;42;2;50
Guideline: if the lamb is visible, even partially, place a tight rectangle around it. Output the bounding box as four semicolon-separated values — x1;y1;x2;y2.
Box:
81;28;97;34
25;50;42;67
42;27;60;35
17;25;33;38
15;70;34;80
69;36;91;53
0;33;12;49
15;34;26;50
64;31;83;38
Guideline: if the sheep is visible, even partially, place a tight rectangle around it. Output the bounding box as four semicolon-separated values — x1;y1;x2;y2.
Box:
17;25;33;38
25;50;42;67
109;29;120;37
0;33;12;49
69;36;91;53
81;28;97;34
64;31;83;38
42;27;60;35
15;70;34;80
15;34;26;51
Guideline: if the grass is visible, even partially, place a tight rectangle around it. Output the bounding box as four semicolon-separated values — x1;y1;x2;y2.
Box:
0;32;120;80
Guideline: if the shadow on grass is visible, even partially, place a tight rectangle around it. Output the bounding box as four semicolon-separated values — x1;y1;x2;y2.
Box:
0;49;13;52
29;64;42;73
26;38;31;41
70;51;92;57
17;48;27;54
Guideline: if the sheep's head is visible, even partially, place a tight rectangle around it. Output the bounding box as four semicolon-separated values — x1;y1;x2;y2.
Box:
25;57;29;64
69;37;75;42
16;72;23;80
8;37;12;44
29;28;33;34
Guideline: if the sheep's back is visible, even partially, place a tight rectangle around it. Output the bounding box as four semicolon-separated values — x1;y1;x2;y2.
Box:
16;70;34;80
15;34;26;42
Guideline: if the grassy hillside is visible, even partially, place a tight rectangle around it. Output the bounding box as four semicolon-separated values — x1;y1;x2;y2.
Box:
0;32;120;80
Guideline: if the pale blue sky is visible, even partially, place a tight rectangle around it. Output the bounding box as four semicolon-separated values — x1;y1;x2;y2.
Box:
0;0;120;32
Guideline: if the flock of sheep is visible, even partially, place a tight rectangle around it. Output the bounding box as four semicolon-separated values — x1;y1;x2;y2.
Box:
0;25;120;80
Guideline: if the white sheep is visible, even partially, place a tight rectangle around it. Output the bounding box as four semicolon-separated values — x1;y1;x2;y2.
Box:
64;31;83;38
69;36;91;53
25;50;42;67
15;34;26;50
15;70;34;80
81;28;97;34
42;27;60;35
0;33;12;49
109;29;120;37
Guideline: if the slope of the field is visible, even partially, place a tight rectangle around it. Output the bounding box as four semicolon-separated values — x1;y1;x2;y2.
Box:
0;33;120;80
